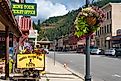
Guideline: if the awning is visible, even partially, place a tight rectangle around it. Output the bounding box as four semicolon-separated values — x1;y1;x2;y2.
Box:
37;41;53;44
111;35;121;41
0;0;22;37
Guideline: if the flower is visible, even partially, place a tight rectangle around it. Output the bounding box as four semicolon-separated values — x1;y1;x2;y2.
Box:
75;6;106;38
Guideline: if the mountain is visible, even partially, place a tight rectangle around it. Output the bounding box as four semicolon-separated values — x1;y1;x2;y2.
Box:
37;0;121;41
38;8;81;41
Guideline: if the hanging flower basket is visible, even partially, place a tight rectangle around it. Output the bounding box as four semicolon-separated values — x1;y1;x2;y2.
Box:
86;16;96;26
74;6;106;38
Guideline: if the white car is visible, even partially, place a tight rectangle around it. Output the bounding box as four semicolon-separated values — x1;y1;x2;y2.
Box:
44;48;49;54
104;48;115;56
90;48;103;55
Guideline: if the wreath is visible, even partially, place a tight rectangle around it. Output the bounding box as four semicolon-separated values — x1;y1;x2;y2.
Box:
74;6;106;38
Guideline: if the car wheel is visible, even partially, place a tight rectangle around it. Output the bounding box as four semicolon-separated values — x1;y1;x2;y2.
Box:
105;54;108;56
115;55;118;57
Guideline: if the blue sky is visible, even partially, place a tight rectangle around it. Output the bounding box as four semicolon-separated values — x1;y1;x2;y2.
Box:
26;0;91;23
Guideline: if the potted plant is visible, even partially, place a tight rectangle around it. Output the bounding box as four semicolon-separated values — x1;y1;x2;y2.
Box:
74;6;106;38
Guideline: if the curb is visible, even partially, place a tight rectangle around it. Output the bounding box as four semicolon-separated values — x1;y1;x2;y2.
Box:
65;67;84;81
47;57;84;81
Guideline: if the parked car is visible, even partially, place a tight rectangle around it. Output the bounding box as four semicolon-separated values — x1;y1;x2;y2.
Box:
90;48;104;55
83;46;98;54
104;48;116;56
115;49;121;57
76;45;84;53
63;47;70;52
44;48;49;54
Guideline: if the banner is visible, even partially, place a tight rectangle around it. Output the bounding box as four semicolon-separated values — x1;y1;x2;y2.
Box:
17;54;45;69
11;3;37;16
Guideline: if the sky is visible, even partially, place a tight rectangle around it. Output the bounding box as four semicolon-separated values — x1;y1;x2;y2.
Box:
26;0;88;23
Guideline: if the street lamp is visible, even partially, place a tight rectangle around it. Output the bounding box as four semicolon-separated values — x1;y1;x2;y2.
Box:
85;0;92;81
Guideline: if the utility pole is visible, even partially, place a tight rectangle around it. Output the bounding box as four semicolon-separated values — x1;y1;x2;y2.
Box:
85;0;92;81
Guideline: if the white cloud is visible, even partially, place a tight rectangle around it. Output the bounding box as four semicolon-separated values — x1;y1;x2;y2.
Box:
31;0;69;22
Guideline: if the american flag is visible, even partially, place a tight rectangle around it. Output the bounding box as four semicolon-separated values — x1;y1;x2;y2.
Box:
19;17;32;31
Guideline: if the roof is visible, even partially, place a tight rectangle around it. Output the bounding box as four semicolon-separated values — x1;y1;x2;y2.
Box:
37;41;53;44
101;3;121;9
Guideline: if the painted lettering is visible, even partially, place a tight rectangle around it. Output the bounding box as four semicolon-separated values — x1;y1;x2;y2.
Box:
13;10;23;14
24;10;35;15
24;5;35;9
36;56;42;61
19;56;27;61
12;4;23;9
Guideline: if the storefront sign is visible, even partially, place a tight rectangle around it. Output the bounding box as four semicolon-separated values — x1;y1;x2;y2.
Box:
11;3;37;16
17;54;45;68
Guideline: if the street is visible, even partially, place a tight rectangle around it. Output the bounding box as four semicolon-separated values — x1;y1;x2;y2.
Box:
48;51;121;81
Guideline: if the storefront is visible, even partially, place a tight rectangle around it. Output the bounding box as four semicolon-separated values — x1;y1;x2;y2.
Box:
0;0;22;79
111;35;121;48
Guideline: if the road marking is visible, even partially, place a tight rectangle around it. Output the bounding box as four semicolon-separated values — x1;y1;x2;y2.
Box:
112;74;121;78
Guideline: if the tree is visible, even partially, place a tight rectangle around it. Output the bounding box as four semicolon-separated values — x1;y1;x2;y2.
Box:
33;21;36;29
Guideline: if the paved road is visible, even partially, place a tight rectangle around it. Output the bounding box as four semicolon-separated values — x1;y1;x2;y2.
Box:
47;51;121;81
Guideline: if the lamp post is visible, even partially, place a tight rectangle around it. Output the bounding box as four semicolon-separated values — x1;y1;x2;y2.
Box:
85;0;92;81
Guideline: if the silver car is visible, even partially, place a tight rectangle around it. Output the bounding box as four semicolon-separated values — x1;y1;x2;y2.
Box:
90;48;103;55
104;48;115;56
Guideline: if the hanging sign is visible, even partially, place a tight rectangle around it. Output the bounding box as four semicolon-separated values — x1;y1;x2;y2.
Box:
11;3;37;16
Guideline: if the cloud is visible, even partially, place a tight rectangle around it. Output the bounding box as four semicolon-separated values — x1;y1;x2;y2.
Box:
47;0;84;11
27;0;69;23
26;0;92;23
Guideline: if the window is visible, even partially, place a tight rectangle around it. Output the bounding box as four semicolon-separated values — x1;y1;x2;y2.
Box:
105;26;107;33
109;24;112;33
107;12;109;20
102;27;104;34
109;11;112;19
107;24;109;33
100;27;102;35
97;30;99;36
96;31;98;36
98;31;100;36
104;26;106;33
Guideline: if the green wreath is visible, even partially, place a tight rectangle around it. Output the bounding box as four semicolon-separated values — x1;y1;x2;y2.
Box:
75;6;106;38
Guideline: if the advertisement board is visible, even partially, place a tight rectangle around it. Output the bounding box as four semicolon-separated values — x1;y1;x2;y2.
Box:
11;3;37;16
17;54;45;69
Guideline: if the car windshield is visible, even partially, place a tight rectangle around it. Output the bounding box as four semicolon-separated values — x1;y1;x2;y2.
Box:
109;48;115;50
90;46;98;49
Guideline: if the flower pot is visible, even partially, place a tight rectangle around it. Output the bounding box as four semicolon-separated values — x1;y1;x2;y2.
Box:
86;16;96;26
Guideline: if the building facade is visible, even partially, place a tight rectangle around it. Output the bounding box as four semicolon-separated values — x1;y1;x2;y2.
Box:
95;3;121;50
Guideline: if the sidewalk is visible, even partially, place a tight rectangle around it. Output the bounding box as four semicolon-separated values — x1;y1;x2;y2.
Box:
41;57;84;81
0;57;84;81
